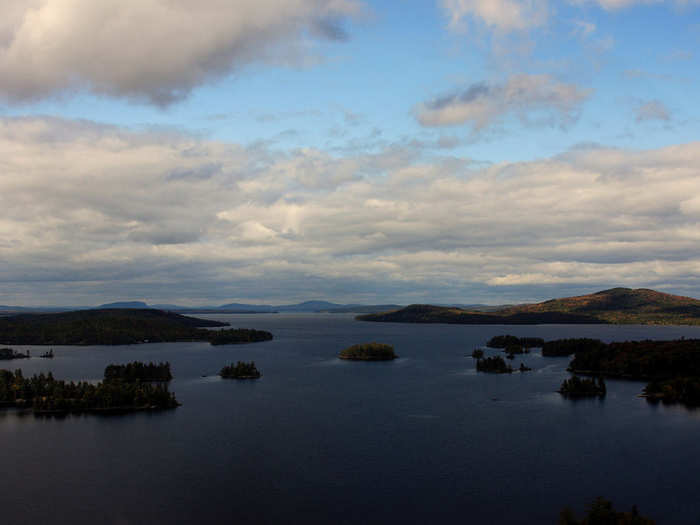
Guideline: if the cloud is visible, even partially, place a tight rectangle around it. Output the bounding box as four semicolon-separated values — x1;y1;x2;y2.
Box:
1;116;700;304
0;0;362;106
415;74;592;131
570;0;700;9
635;99;671;122
440;0;548;32
441;0;700;37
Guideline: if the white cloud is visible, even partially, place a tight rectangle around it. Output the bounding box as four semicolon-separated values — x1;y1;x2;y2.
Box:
1;117;700;304
0;0;362;105
416;74;592;131
440;0;548;32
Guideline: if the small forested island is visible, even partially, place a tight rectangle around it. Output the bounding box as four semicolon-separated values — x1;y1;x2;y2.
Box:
643;377;700;406
220;361;261;379
486;335;544;348
560;497;655;525
357;288;700;325
476;356;513;374
0;308;272;346
338;342;397;361
104;361;172;382
0;347;30;360
0;362;179;414
471;348;484;359
40;349;54;358
558;376;606;398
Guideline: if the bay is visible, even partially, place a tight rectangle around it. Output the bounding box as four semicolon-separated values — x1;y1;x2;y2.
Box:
2;313;700;524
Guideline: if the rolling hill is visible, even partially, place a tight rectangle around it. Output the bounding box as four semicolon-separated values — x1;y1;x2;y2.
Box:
358;288;700;325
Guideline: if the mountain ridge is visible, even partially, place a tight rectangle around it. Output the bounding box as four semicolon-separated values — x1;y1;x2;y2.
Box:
358;288;700;325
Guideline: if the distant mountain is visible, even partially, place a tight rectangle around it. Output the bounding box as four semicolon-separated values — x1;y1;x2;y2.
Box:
218;300;345;312
98;301;151;309
358;288;700;325
322;304;403;314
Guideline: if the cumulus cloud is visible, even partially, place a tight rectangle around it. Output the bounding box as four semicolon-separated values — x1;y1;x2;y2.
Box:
0;0;362;105
1;116;700;304
416;74;592;131
634;99;671;122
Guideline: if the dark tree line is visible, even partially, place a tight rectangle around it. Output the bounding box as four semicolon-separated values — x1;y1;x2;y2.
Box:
0;308;277;346
104;361;172;382
0;368;179;414
542;339;607;357
476;356;513;374
558;376;606;398
569;339;700;379
220;361;261;379
486;335;544;348
559;497;654;524
0;348;29;360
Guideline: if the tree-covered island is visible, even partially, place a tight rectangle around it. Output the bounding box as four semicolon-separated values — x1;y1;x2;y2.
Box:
0;347;30;360
220;361;261;379
558;376;607;398
0;309;272;346
476;355;513;373
0;361;180;414
338;342;397;361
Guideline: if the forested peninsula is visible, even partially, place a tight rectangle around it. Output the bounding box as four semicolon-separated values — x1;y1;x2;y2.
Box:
0;361;179;414
565;338;700;405
358;288;700;325
0;309;272;346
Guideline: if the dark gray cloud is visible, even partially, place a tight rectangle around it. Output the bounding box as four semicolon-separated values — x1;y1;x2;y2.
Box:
416;74;592;131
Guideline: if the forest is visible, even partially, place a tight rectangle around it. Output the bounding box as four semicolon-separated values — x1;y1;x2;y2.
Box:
104;361;173;382
486;335;544;348
0;366;179;414
568;339;700;378
0;309;272;346
476;355;513;374
338;342;396;360
542;338;607;357
220;361;261;379
558;376;606;398
643;377;700;406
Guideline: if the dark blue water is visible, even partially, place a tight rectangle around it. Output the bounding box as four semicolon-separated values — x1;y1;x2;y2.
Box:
2;314;700;524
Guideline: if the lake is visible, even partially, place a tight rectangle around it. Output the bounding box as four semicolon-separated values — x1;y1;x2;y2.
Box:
2;314;700;524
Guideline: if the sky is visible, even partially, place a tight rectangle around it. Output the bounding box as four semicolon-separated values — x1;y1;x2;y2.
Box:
0;0;699;306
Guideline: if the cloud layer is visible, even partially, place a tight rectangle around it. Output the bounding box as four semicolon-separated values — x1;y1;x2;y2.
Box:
1;117;699;304
416;74;592;131
0;0;361;105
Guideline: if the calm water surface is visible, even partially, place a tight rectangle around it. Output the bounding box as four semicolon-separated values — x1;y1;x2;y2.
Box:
2;314;700;524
